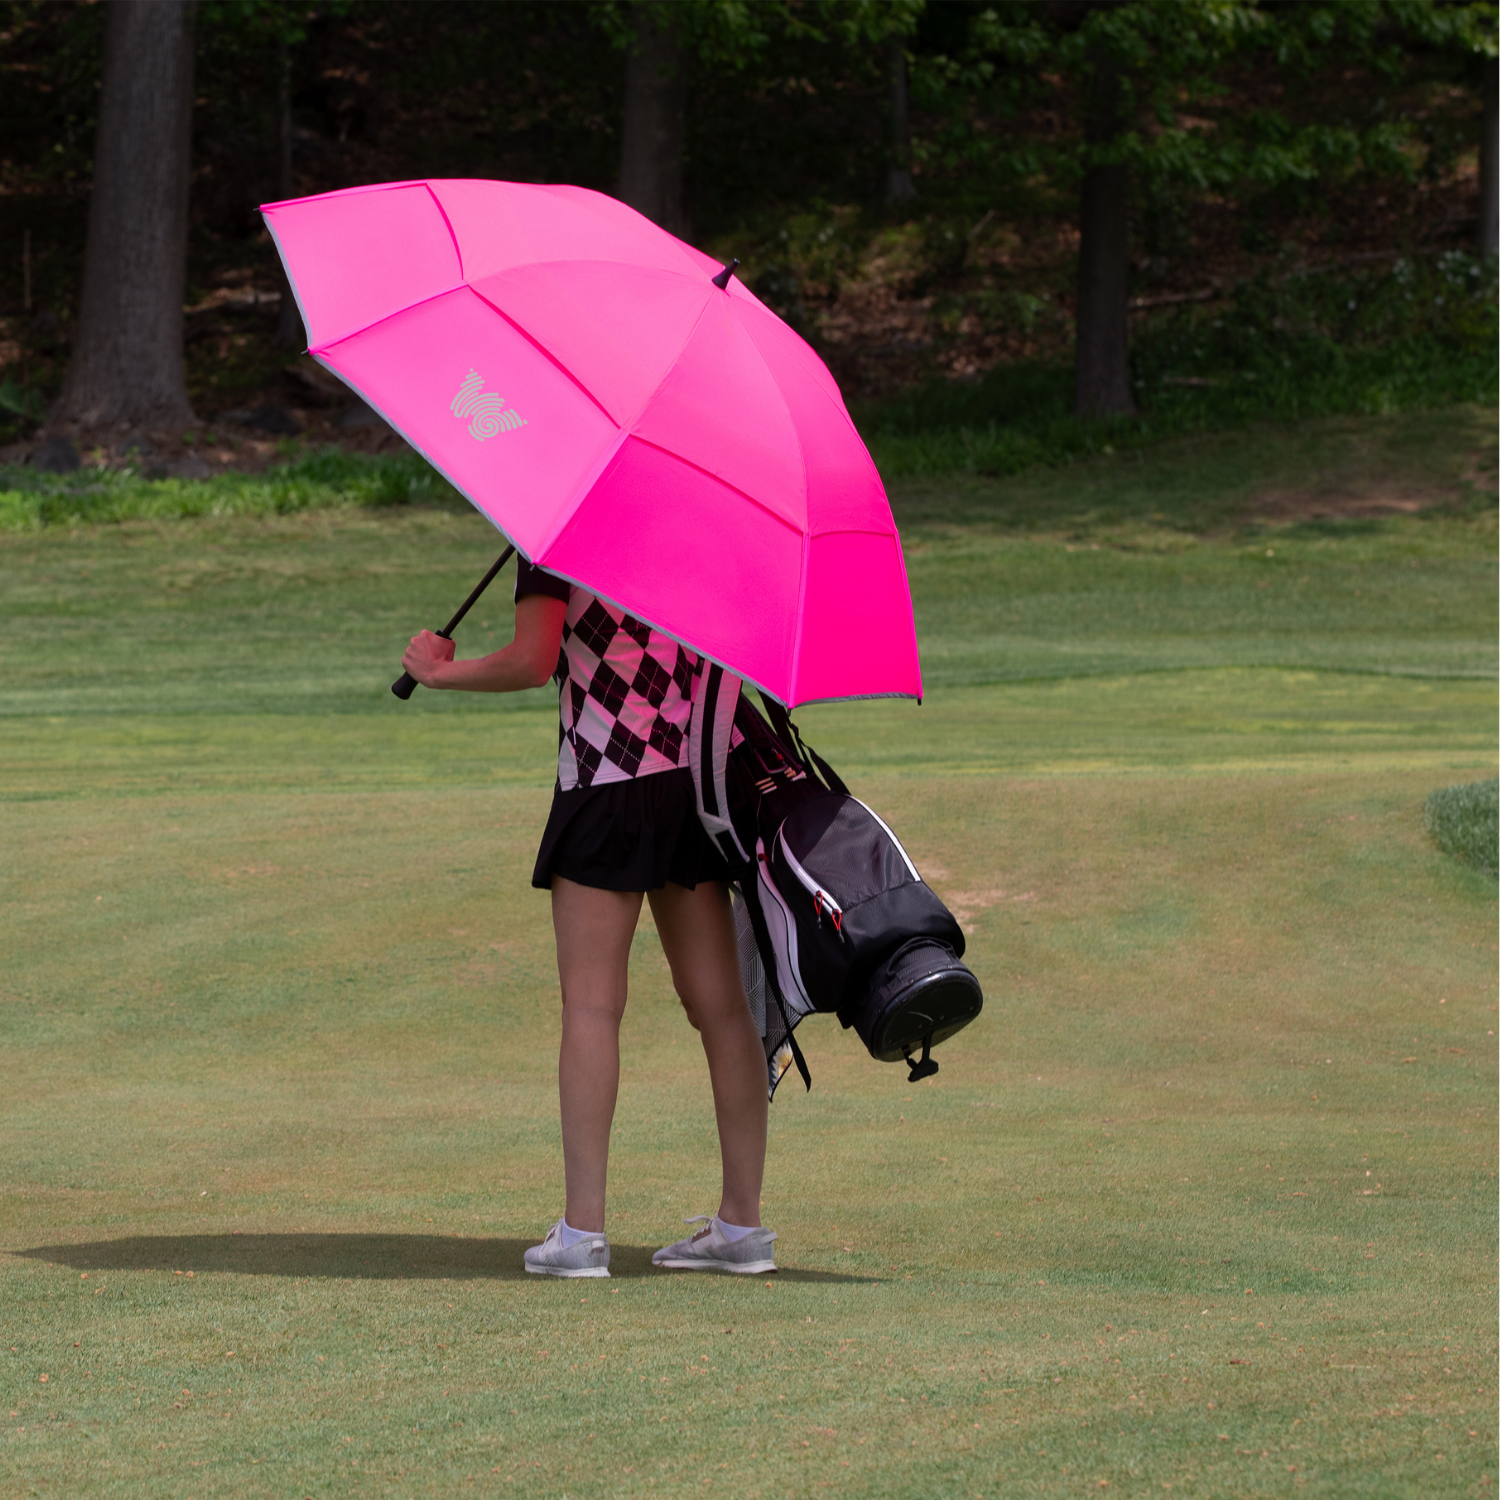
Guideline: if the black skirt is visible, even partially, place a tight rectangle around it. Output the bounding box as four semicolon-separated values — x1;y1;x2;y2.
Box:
532;767;733;892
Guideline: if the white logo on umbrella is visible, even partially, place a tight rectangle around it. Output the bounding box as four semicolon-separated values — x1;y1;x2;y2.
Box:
450;369;527;441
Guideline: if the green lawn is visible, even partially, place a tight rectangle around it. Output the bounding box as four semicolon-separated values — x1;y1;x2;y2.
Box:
2;414;1495;1498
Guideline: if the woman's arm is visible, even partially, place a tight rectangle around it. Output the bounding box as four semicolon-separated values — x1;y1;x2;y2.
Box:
401;592;566;693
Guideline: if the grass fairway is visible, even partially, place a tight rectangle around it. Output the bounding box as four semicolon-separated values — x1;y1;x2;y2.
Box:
2;415;1496;1498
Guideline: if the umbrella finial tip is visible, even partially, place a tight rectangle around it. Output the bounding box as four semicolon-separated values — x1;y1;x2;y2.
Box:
712;258;740;290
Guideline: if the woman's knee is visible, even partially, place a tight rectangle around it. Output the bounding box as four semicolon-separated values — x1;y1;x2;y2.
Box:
672;970;752;1035
560;974;630;1028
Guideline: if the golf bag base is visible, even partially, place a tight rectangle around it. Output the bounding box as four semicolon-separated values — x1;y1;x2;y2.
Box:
849;936;985;1080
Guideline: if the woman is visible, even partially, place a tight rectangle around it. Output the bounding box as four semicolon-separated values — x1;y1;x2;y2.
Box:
401;558;776;1278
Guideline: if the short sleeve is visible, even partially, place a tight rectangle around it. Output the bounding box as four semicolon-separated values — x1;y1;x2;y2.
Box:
514;558;571;605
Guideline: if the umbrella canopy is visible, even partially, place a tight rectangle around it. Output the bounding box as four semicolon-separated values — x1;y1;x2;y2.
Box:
263;179;921;707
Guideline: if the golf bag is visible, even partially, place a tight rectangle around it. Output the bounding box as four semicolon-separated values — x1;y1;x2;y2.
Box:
689;663;983;1096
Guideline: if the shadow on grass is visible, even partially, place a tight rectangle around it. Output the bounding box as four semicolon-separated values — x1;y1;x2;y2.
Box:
12;1234;874;1285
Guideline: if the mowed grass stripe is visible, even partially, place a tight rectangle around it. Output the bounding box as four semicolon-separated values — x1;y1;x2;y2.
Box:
1;672;1493;803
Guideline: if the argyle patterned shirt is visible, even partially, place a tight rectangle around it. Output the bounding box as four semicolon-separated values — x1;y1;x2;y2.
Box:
516;560;697;792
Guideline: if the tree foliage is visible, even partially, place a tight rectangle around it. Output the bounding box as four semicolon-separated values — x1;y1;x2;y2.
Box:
0;0;1490;434
908;0;1495;203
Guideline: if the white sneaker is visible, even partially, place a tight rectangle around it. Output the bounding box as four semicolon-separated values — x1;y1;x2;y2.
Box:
523;1218;610;1278
652;1216;777;1275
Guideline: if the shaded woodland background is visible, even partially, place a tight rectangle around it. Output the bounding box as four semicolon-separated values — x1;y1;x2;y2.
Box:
0;0;1494;467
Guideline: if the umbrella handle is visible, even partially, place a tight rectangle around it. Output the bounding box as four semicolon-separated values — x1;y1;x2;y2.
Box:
392;652;443;701
391;546;516;701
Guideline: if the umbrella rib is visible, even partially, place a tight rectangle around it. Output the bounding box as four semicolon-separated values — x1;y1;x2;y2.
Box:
622;434;807;536
263;179;428;212
310;279;624;438
422;182;467;282
307;282;468;359
532;290;809;552
526;182;718;281
788;531;811;708
729;296;916;703
464;283;623;428
526;290;720;562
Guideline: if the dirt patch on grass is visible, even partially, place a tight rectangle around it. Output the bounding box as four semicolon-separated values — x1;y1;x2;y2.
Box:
1241;415;1496;524
1248;487;1446;522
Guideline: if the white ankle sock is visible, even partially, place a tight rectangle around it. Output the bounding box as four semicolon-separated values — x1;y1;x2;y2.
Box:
559;1218;597;1247
715;1217;757;1242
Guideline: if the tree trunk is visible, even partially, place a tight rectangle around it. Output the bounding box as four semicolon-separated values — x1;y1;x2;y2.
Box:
1074;60;1136;418
886;34;917;204
275;35;306;349
618;3;686;235
1479;60;1497;259
55;0;197;430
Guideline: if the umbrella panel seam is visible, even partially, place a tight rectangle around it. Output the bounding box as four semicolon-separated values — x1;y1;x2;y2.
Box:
423;181;467;283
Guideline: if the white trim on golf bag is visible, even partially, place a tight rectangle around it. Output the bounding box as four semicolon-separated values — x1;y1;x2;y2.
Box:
754;838;818;1021
853;798;921;882
774;830;845;933
689;660;749;866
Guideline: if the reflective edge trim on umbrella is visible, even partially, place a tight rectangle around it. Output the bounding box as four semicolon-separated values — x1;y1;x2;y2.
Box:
507;555;800;709
303;344;525;564
263;215;315;354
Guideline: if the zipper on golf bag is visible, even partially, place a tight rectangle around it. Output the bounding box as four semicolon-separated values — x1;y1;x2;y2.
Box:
774;833;846;936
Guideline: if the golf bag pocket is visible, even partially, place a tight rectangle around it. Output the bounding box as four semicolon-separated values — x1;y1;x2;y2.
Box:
759;791;983;1074
754;838;818;1022
765;793;964;1003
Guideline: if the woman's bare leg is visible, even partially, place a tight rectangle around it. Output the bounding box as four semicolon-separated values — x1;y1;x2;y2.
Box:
550;876;642;1233
648;881;768;1227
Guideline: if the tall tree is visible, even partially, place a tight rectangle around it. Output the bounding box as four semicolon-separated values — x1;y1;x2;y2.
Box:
1477;57;1497;256
274;31;305;347
887;31;917;204
55;0;197;429
610;0;828;234
1073;49;1134;417
618;2;686;234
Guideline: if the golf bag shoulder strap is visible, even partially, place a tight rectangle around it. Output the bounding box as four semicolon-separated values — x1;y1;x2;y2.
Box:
689;659;749;867
758;692;849;798
785;1024;812;1091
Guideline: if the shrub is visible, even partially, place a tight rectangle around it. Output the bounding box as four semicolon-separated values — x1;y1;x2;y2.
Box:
1423;778;1499;878
0;447;463;530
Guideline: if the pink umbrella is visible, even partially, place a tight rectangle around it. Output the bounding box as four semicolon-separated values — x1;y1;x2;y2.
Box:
262;179;921;707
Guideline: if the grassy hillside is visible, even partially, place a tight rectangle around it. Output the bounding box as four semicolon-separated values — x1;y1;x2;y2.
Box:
1;415;1494;1499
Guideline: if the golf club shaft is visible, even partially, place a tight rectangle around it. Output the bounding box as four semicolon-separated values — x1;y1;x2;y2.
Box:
391;545;516;700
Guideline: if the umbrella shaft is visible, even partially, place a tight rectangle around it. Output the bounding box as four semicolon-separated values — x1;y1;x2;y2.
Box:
391;544;516;700
439;544;516;636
